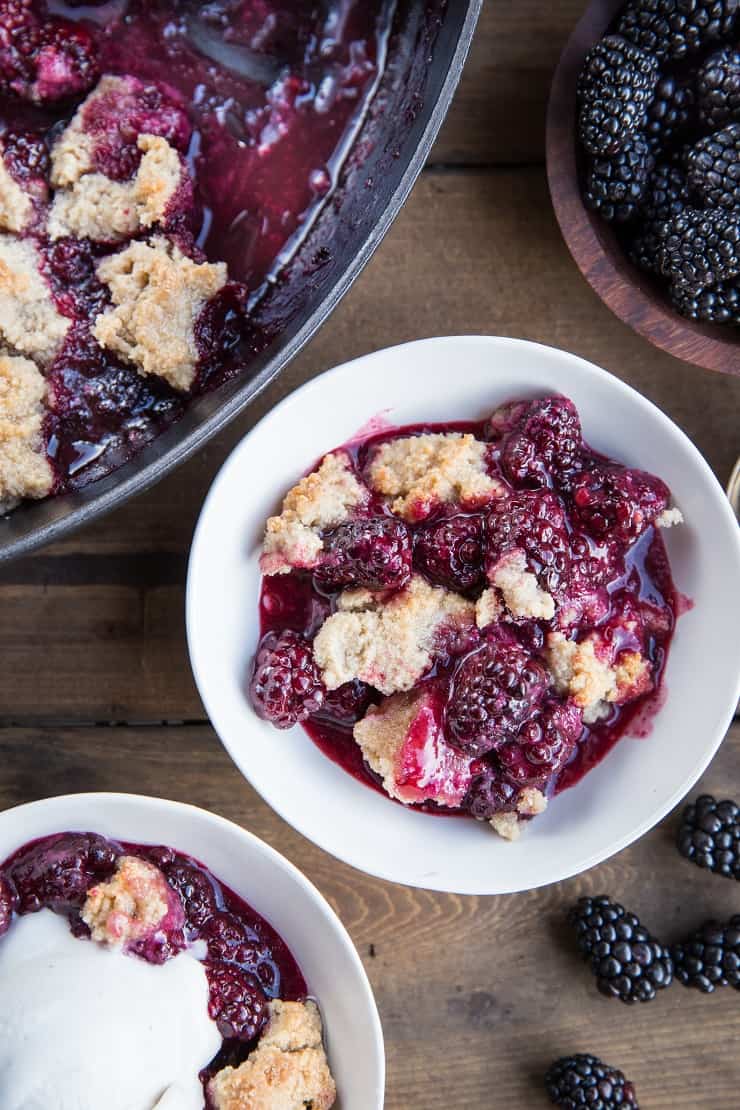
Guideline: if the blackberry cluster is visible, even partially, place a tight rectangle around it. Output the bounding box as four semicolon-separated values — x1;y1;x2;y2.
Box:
677;794;740;878
671;916;740;992
568;895;673;1003
697;46;740;127
617;0;738;61
545;1054;639;1109
577;35;659;156
577;1;740;326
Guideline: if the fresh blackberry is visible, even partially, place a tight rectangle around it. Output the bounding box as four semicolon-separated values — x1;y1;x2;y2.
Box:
671;916;740;992
584;134;654;222
686;122;740;208
677;794;740;877
698;46;740;127
618;0;739;62
672;278;740;322
545;1054;639;1109
646;75;696;151
657;206;740;292
628;162;689;273
577;35;659;156
250;630;325;729
568;895;673;1003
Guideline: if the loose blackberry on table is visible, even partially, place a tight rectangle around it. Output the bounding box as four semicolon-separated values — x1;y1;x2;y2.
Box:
677;793;740;877
568;895;674;1003
671;915;740;992
545;1053;639;1109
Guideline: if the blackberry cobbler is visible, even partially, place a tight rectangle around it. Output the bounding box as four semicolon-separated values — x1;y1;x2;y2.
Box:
0;0;392;510
0;831;336;1109
251;396;684;841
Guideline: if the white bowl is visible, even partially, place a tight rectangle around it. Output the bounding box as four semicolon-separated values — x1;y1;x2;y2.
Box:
0;792;384;1109
187;335;740;895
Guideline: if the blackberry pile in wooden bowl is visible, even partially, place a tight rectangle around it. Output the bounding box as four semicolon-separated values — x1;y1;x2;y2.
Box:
547;0;740;375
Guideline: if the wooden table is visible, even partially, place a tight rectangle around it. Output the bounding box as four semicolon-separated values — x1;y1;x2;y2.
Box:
2;4;739;1106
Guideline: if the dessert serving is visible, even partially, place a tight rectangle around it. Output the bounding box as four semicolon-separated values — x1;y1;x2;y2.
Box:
0;829;336;1109
0;0;396;512
250;394;684;841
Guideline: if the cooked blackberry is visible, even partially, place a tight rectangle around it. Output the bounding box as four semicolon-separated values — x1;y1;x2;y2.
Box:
568;895;673;1003
545;1054;639;1109
686;122;740;208
698;46;740;127
672;279;740;323
584;134;654;222
677;794;740;877
646;75;696;151
577;35;660;156
628;162;689;272
618;0;738;61
671;916;740;992
657;206;740;292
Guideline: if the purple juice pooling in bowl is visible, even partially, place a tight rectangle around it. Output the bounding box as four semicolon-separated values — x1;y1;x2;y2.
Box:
0;829;337;1109
0;0;397;509
250;394;685;841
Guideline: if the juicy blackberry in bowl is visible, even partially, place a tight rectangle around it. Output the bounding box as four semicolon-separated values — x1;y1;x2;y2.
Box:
617;0;739;61
568;895;674;1003
545;1053;639;1109
686;122;740;208
646;75;695;151
628;162;689;273
697;46;740;128
577;35;660;156
584;134;654;222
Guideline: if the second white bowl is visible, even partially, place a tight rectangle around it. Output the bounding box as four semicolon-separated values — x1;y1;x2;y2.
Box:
187;336;740;894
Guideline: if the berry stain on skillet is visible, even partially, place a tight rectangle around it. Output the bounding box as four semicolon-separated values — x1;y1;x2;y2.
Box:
250;394;686;841
0;830;338;1108
0;0;399;512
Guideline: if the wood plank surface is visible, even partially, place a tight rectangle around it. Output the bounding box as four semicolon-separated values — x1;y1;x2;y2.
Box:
1;4;739;1108
0;720;737;1108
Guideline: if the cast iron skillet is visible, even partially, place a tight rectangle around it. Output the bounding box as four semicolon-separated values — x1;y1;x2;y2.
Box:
0;0;483;562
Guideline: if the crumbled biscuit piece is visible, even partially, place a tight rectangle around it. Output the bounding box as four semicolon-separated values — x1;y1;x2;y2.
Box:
489;549;555;621
655;506;684;528
367;432;503;521
209;1000;336;1110
261;451;369;575
0;235;69;365
0;155;33;233
50;75;121;187
93;236;227;391
475;587;502;629
489;788;547;840
81;855;171;947
613;650;653;703
0;355;53;511
48;135;185;242
313;574;475;695
546;632;617;715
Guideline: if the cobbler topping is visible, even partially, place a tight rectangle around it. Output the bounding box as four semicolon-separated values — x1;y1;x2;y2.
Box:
313;574;475;695
48;134;187;243
93;236;228;392
0;831;320;1106
209;999;336;1110
261;451;370;576
353;686;475;807
81;854;182;950
367;432;503;521
254;395;684;840
0;233;69;363
0;353;52;510
0;3;394;507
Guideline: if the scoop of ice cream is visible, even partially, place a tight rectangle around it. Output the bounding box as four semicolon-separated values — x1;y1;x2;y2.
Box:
0;909;221;1109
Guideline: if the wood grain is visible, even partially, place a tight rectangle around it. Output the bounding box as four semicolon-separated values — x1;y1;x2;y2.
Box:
1;5;739;1108
546;0;740;376
0;721;738;1108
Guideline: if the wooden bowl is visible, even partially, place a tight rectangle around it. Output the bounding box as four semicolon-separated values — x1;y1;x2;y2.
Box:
546;0;740;376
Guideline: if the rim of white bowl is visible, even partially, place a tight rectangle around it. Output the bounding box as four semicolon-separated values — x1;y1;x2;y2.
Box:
187;335;740;893
0;791;385;1102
